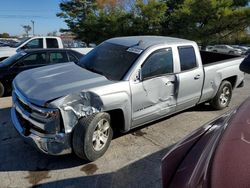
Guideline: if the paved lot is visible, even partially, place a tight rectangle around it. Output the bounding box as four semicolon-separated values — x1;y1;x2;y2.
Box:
0;75;250;188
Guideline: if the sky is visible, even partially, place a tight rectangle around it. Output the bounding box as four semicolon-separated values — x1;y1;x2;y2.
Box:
0;0;68;36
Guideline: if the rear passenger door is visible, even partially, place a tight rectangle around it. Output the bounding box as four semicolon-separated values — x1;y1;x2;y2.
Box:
176;46;204;111
48;51;69;64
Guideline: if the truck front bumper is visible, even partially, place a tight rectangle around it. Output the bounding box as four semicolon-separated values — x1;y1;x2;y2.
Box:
11;87;72;156
11;107;72;155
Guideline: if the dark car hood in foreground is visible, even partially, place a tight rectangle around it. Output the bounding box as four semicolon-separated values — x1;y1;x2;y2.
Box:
13;62;113;106
162;97;250;188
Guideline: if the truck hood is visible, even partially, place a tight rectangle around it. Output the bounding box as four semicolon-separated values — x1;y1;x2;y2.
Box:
13;62;114;106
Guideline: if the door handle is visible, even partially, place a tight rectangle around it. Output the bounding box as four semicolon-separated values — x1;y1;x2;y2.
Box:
194;74;201;80
165;81;175;85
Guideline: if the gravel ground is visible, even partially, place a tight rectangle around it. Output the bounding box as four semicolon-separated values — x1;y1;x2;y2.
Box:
0;74;249;188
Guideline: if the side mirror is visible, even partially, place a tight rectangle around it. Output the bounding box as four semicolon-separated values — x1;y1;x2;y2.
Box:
134;69;142;82
240;55;250;74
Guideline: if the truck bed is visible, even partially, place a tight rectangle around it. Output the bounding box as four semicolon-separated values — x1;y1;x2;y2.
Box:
199;52;244;104
200;51;240;65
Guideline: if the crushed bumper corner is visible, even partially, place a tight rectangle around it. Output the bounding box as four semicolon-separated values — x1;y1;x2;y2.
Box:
11;107;72;155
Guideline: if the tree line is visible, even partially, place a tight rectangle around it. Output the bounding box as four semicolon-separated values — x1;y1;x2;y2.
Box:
57;0;250;45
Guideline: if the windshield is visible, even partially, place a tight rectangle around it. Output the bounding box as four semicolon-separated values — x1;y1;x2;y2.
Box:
0;51;27;66
78;42;141;80
12;37;31;48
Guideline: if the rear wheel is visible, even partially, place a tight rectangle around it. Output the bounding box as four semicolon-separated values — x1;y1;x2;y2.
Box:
210;81;232;110
0;82;5;97
72;112;113;161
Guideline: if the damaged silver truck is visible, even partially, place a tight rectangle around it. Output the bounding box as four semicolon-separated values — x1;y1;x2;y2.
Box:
11;36;245;161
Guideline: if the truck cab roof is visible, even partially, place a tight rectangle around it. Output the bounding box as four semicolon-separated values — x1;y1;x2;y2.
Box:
107;36;194;50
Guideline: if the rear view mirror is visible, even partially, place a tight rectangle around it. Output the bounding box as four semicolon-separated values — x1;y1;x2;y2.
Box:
240;55;250;74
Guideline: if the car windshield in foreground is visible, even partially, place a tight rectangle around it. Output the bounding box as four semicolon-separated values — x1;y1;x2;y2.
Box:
78;42;141;80
0;51;27;66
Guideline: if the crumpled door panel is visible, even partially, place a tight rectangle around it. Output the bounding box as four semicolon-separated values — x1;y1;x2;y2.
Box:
132;74;177;126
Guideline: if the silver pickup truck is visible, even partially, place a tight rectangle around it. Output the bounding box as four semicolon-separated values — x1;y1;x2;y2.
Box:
11;36;244;161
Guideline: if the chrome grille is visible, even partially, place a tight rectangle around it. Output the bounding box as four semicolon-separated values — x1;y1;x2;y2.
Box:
13;86;61;134
16;96;32;113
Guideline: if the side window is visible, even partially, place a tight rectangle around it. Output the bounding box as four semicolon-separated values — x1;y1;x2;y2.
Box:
142;48;173;80
46;38;59;48
49;52;68;64
25;39;43;49
68;52;79;63
178;46;197;71
18;52;46;66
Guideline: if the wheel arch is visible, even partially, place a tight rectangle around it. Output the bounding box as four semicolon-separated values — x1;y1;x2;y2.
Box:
222;76;237;89
105;109;126;133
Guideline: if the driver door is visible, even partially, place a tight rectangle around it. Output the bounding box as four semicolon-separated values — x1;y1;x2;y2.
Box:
10;52;47;81
130;48;177;127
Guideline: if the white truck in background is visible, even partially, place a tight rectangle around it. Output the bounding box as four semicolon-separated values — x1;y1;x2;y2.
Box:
0;36;93;61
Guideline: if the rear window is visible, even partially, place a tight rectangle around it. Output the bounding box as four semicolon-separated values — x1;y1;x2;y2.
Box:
46;38;59;48
68;52;79;63
49;52;68;63
178;46;197;71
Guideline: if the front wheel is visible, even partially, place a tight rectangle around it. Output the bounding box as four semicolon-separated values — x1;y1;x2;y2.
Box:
72;112;113;161
210;81;232;110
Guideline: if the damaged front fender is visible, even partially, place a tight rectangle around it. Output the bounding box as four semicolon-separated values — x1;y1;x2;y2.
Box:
51;91;103;133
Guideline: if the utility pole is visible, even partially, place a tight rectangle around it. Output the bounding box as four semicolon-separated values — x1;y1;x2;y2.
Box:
31;20;35;36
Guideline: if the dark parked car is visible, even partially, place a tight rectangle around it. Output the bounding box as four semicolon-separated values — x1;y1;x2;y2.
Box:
0;48;82;97
161;55;250;188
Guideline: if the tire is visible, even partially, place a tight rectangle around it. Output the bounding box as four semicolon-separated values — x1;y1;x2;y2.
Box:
210;81;232;110
0;82;5;97
72;112;113;161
